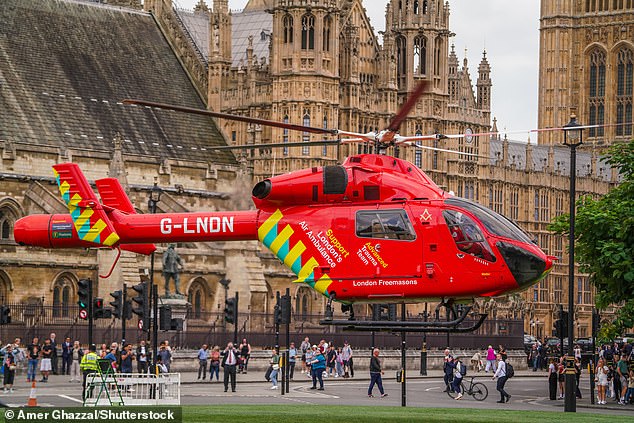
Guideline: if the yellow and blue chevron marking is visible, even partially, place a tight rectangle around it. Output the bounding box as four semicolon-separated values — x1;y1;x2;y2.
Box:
258;210;332;298
54;167;119;247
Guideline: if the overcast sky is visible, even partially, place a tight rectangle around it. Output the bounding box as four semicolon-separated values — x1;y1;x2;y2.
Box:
177;0;540;137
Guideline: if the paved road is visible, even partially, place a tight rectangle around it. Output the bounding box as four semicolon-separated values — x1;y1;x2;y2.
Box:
2;371;632;417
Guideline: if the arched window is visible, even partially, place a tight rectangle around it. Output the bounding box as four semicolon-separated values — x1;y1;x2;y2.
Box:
283;15;293;44
52;276;74;318
434;36;442;76
0;207;17;240
295;287;311;320
588;49;606;137
187;278;208;320
283;115;289;156
322;114;329;156
301;14;315;50
302;111;311;155
616;47;633;137
396;36;407;89
323;16;332;52
0;271;9;304
414;36;427;75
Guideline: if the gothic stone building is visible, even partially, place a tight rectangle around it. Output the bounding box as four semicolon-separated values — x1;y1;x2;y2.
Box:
0;0;623;342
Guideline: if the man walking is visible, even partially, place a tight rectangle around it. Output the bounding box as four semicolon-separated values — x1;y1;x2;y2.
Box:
492;352;511;403
442;349;453;392
221;342;239;392
367;348;387;398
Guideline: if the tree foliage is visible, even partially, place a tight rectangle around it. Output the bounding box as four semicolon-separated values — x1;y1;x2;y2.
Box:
550;140;634;334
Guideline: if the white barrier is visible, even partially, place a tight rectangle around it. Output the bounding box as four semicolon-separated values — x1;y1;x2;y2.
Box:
84;372;181;406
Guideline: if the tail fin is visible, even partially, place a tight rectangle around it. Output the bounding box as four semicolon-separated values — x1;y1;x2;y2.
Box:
95;177;156;255
53;163;120;247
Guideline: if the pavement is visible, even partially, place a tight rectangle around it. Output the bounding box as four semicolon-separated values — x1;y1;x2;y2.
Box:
1;369;631;415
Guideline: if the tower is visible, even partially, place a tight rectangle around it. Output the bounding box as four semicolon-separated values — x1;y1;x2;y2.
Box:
538;0;634;145
208;0;232;111
477;50;491;110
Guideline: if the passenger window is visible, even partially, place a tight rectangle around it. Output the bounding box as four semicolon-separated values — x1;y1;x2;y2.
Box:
356;210;416;241
443;210;496;262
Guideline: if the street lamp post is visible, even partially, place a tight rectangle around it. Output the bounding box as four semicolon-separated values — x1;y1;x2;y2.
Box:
562;114;583;413
148;179;162;371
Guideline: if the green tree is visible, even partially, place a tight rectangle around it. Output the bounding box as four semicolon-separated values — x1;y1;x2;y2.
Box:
550;140;634;336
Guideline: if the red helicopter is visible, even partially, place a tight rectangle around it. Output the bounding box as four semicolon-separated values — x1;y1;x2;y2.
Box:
13;82;555;328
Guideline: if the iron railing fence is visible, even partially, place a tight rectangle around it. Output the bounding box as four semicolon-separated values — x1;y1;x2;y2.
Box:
0;302;522;350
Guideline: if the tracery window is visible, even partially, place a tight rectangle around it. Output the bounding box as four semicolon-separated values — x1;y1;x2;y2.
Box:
616;48;633;137
588;49;606;137
283;15;293;44
301;14;315;50
0;208;16;240
283;115;289;156
323;16;332;52
302;112;310;155
52;276;73;318
413;36;427;76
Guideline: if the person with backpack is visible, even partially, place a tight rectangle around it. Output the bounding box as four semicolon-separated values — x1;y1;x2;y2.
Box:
449;356;466;400
492;352;511;403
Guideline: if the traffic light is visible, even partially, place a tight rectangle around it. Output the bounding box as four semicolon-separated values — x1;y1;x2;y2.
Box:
93;298;111;319
131;282;148;322
273;304;282;325
110;290;123;319
280;294;291;324
77;278;91;320
123;300;133;320
0;306;11;325
372;304;397;321
159;306;172;331
224;297;237;324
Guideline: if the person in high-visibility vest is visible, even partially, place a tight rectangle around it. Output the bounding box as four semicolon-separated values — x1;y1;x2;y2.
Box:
80;344;99;400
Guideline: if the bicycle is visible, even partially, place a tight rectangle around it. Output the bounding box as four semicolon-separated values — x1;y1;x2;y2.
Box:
447;376;488;401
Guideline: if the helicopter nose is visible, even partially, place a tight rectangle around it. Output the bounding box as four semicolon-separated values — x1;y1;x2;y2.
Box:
496;241;549;290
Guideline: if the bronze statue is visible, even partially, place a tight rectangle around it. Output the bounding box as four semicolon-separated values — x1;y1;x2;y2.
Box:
163;244;183;296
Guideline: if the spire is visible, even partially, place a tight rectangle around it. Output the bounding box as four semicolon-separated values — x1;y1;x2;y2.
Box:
109;133;129;190
525;135;533;171
477;49;492;110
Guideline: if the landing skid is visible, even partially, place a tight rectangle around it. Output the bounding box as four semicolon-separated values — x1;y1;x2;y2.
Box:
319;305;488;333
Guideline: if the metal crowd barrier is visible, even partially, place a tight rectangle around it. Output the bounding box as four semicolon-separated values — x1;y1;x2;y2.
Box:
84;372;181;406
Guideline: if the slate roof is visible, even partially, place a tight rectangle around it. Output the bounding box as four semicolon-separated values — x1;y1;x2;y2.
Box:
231;11;272;67
489;138;614;181
176;9;210;61
0;0;235;165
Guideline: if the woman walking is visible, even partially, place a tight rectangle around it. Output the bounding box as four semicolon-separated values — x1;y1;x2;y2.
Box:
368;348;387;398
595;358;609;404
269;349;280;390
3;344;16;393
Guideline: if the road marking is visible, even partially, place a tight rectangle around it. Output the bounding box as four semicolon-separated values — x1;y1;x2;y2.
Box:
425;387;441;392
59;394;83;403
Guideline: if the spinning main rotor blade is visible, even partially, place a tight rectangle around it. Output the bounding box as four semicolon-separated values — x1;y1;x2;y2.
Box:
209;139;342;150
122;99;338;135
387;80;428;133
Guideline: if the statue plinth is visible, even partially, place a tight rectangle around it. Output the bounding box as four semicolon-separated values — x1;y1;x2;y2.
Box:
159;296;190;332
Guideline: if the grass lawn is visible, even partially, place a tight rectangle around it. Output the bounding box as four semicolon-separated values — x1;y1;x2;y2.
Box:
183;405;618;423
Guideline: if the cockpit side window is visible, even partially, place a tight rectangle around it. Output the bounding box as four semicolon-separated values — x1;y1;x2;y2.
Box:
356;210;416;241
443;209;496;262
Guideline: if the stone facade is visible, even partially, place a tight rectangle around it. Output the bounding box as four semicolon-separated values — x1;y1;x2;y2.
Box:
538;0;634;145
0;0;623;342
